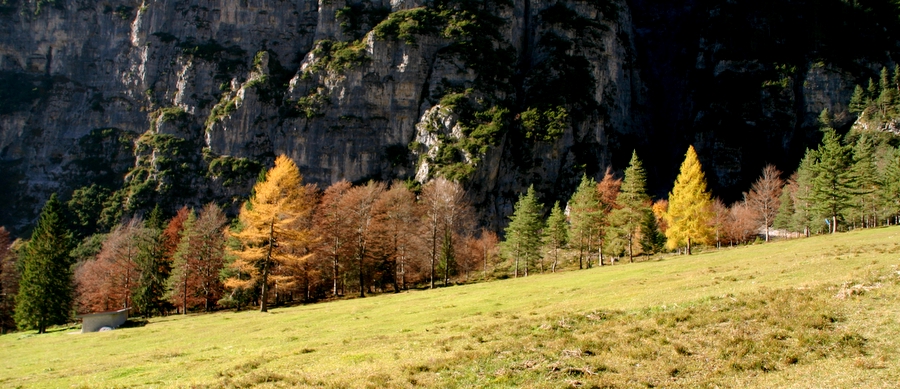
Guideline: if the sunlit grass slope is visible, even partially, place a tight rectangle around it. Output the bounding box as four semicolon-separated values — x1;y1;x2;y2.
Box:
3;227;900;388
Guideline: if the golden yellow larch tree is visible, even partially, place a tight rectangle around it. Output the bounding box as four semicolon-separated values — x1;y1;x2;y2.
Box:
665;145;714;255
226;155;316;312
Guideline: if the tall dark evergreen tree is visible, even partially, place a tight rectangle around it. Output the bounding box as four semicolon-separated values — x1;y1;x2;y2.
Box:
542;201;568;273
793;149;821;236
501;186;543;277
607;151;651;263
14;194;75;333
132;213;171;317
847;133;879;228
811;128;854;234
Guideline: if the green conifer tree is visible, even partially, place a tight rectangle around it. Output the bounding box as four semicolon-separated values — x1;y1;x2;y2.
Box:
773;179;796;232
501;186;543;277
793;149;822;236
848;85;867;115
639;209;665;256
607;151;651;263
542;201;568;273
847;133;879;228
14;194;75;333
879;67;895;117
132;214;171;318
867;78;878;109
811;128;854;233
567;175;602;269
664;146;714;254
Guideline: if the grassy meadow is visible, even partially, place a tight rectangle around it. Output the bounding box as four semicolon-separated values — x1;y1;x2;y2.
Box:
3;227;900;388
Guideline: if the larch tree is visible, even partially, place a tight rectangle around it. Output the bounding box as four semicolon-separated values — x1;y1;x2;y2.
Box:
811;128;853;234
724;201;758;245
15;194;76;333
169;204;228;312
607;151;651;263
370;183;418;292
664;146;713;255
745;164;783;242
76;218;147;314
340;181;385;297
420;178;469;288
567;175;602;269
469;228;499;279
710;198;728;248
542;201;568;273
596;168;622;265
314;180;354;297
501;186;544;277
0;227;18;333
226;155;316;312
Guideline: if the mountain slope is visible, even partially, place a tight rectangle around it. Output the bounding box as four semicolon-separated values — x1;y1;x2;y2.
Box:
1;0;899;233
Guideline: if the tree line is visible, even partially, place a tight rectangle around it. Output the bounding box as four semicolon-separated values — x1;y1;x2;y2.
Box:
1;117;899;334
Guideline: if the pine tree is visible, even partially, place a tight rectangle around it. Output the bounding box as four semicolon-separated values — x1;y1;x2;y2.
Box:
542;201;568;273
14;194;75;333
665;146;714;254
226;155;315;312
567;175;602;269
811;129;854;233
607;151;651;262
501;186;543;277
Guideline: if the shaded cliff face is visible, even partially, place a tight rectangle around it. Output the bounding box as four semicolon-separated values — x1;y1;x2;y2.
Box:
628;0;900;200
0;0;897;234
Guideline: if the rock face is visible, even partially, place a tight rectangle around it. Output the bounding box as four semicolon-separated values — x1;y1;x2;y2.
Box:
0;0;896;234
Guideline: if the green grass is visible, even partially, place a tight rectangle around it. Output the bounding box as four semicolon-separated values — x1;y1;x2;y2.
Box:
4;227;900;388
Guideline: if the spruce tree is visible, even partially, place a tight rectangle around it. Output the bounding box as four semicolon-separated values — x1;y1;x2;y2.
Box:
567;175;602;269
773;178;796;232
866;78;878;108
811;128;854;233
639;209;665;256
501;186;543;277
665;146;714;254
607;151;651;262
14;194;75;333
847;133;879;228
879;147;900;225
793;149;821;236
132;215;170;317
542;201;568;273
879;67;895;117
848;85;867;115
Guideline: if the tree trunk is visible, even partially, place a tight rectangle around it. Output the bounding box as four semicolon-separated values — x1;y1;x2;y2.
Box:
687;237;692;255
260;219;275;313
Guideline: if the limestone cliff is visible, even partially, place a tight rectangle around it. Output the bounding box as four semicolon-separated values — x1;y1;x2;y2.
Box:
1;0;897;234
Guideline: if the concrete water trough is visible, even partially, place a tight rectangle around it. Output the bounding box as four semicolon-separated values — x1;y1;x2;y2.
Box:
75;308;130;333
